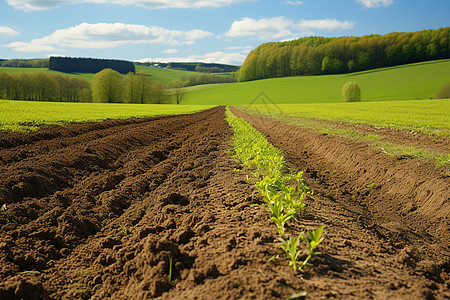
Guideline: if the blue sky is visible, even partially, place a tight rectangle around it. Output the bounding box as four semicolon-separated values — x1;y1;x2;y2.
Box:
0;0;448;65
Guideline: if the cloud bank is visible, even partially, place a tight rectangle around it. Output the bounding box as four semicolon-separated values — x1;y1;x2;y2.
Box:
7;0;254;11
225;16;354;40
356;0;393;8
5;22;213;52
138;50;250;65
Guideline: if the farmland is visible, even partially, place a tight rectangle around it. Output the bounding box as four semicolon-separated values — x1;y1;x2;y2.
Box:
0;104;448;298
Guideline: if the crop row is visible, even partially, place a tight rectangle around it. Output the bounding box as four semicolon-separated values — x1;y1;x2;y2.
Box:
225;107;324;271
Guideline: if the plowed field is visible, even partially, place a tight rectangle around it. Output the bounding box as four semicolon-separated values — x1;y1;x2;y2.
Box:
0;106;448;299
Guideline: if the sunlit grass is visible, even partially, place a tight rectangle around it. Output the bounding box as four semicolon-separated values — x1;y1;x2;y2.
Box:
0;99;213;132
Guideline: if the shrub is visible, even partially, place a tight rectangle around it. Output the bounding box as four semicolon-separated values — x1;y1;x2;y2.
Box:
342;81;361;102
436;82;450;99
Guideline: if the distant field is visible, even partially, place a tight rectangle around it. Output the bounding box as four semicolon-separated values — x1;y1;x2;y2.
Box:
0;100;213;132
134;65;199;85
238;99;450;136
182;59;450;105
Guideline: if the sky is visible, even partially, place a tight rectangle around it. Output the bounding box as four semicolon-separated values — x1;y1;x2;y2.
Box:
0;0;449;65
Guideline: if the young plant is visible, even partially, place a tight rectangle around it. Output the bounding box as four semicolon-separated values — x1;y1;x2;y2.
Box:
279;234;303;271
119;224;131;236
168;253;173;287
299;225;325;269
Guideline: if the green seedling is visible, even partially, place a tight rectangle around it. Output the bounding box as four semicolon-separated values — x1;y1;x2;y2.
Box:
270;212;292;237
168;253;173;287
279;234;303;271
17;271;40;275
299;225;325;269
0;204;17;224
366;183;375;190
119;224;131;236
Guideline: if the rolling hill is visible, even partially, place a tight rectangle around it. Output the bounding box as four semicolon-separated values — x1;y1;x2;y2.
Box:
181;59;450;105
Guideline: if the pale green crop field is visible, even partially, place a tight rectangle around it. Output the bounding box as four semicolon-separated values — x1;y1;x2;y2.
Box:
238;99;450;136
0;100;213;132
182;59;450;105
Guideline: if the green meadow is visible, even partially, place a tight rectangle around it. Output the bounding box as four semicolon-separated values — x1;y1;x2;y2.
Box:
182;59;450;105
238;99;450;136
0;100;212;132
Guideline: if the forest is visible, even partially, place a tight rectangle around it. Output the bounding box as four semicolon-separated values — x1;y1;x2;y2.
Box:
238;27;450;81
49;57;135;75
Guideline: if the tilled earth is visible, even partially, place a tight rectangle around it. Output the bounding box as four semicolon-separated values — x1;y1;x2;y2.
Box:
0;106;448;299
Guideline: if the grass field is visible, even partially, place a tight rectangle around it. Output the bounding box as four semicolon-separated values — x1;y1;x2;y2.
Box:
181;59;450;105
0;100;213;132
237;99;450;136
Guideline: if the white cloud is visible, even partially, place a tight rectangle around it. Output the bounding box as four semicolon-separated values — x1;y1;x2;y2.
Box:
137;50;248;65
225;16;354;40
0;26;19;37
225;45;253;51
225;17;295;40
298;18;355;30
356;0;393;8
7;0;255;11
5;42;59;52
5;22;213;52
284;1;303;5
163;48;179;54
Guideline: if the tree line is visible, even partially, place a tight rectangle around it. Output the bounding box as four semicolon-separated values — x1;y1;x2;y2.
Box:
0;59;49;68
0;72;91;102
183;73;236;86
238;27;450;81
0;69;170;104
49;57;135;75
137;62;239;73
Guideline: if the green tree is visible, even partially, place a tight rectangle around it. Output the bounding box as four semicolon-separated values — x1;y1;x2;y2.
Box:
91;68;123;103
342;81;361;102
149;82;168;104
167;80;185;104
436;82;450;99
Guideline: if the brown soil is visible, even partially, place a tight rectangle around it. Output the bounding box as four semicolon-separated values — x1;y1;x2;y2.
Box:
0;106;448;299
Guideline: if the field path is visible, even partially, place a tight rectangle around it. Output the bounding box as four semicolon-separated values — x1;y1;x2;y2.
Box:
0;106;448;299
